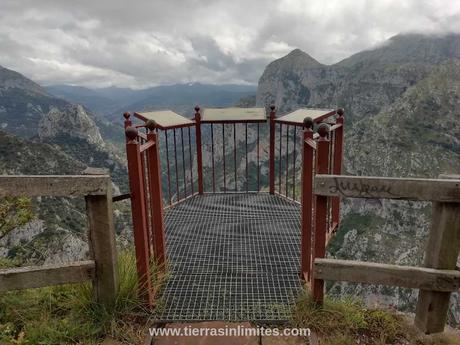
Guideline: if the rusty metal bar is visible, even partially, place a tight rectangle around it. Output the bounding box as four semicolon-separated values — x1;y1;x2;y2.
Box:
173;129;179;201
300;120;314;281
211;124;216;193
140;140;155;153
146;130;166;266
257;123;260;191
285;124;290;197
195;106;203;195
188;126;194;195
312;123;330;304
292;126;297;200
222;124;226;192
233;123;237;191
332;109;344;227
125;126;153;305
140;138;152;257
278;123;282;194
181;127;187;198
137;132;147;141
165;130;172;206
245;122;248;192
269;105;276;194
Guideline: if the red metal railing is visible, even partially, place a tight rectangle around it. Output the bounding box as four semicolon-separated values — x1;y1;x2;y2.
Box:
196;107;268;193
268;108;345;288
123;106;344;305
123;114;166;305
159;124;198;208
304;109;345;302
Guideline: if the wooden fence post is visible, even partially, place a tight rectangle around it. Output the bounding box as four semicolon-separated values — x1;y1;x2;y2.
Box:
195;106;204;194
84;171;118;308
125;126;154;306
312;123;330;304
146;122;166;266
301;117;314;281
331;109;344;227
269;105;276;194
415;178;460;333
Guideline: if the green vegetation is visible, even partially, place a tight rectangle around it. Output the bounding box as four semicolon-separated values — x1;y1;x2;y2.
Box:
292;290;460;345
0;197;34;241
328;213;385;256
0;250;165;344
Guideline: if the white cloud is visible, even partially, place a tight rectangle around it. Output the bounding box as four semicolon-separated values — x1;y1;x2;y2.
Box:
0;0;459;88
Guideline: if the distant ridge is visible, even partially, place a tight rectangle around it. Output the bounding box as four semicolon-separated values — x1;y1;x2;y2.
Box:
0;65;48;96
337;33;460;66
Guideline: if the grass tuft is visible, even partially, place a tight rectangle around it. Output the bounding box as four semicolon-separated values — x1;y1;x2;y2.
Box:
0;249;166;344
291;290;460;345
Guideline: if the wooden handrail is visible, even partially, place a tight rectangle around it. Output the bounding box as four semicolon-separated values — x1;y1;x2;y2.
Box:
0;175;109;197
314;258;460;292
0;261;95;292
314;175;460;202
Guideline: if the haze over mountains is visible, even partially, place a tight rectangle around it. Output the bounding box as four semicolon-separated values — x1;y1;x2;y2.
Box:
1;32;460;324
46;83;256;120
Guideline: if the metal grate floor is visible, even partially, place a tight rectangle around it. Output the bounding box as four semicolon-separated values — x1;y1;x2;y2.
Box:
155;193;302;322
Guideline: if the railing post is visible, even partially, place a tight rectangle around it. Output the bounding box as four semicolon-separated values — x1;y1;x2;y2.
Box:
145;121;166;267
195;106;204;194
269;105;276;194
84;170;118;309
312;123;330;304
415;176;460;334
331;109;344;228
123;112;132;137
301;117;314;281
125;126;154;306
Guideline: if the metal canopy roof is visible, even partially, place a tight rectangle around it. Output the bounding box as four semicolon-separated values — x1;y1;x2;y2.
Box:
276;108;336;125
201;107;267;123
134;110;195;130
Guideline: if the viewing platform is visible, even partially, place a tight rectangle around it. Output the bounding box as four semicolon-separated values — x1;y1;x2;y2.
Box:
124;106;343;322
159;193;301;321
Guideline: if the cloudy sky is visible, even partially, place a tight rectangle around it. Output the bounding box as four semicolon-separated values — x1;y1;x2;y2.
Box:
1;0;459;88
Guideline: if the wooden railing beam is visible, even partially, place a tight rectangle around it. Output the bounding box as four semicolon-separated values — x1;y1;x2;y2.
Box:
315;175;460;202
0;261;95;292
314;258;460;292
0;175;109;197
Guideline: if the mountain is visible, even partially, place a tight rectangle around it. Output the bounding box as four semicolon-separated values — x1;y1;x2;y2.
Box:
337;33;460;67
0;66;68;138
0;130;89;264
257;33;460;122
47;83;257;120
256;32;460;325
0;66;131;265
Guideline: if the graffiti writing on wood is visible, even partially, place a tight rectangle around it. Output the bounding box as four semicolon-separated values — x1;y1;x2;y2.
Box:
329;179;393;197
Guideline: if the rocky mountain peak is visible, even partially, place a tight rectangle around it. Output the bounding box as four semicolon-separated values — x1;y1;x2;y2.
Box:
0;65;48;96
269;48;323;71
256;48;329;111
38;104;105;147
